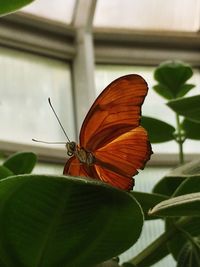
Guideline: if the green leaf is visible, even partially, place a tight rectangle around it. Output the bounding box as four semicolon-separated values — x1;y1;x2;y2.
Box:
0;174;143;267
149;192;200;217
152;176;186;196
153;84;174;100
154;60;194;99
176;84;195;98
167;217;200;260
167;95;200;123
182;119;200;140
177;239;200;267
141;116;175;143
153;84;195;100
3;152;37;174
173;175;200;196
132;191;168;220
0;165;13;179
0;0;34;16
166;176;200;260
153;159;200;196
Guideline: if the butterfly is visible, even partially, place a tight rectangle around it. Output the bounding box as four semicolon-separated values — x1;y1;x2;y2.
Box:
63;74;152;191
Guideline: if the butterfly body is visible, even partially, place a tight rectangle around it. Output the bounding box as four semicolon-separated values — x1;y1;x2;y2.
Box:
64;74;152;191
66;141;95;165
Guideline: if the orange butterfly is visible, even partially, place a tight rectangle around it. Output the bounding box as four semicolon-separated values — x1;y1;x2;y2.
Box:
63;74;152;191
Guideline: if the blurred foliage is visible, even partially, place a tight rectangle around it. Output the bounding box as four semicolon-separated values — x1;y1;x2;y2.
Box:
0;0;34;16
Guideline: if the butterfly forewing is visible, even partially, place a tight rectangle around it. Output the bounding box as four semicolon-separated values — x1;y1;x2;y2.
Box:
80;74;148;151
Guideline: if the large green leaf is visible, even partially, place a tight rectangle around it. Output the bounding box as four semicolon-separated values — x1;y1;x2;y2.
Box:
154;61;194;99
182;119;200;140
141;116;175;143
0;174;143;267
132;191;168;220
167;95;200;123
0;0;34;16
149;192;200;217
3;152;37;174
0;166;13;180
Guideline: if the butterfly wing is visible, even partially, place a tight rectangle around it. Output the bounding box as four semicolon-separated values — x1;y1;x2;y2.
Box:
63;156;88;176
80;74;149;151
64;156;101;179
65;74;152;190
93;126;152;190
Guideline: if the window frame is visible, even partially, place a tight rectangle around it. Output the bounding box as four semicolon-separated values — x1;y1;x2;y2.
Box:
0;2;200;166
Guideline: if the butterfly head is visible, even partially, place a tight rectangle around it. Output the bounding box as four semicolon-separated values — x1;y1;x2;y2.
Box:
66;141;76;156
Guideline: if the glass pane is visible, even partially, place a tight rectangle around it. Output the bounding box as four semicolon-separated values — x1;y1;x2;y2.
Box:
95;64;200;154
94;0;200;32
0;47;75;147
21;0;76;24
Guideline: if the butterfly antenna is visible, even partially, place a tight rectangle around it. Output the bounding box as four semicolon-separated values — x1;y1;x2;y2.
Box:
48;97;70;142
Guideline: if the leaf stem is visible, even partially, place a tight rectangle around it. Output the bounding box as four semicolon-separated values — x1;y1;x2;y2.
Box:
128;217;192;267
175;114;184;164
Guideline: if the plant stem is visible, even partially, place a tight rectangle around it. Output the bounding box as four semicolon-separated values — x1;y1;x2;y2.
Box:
176;114;184;164
129;217;192;267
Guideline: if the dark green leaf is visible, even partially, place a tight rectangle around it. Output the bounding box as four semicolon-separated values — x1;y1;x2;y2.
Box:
0;174;143;267
132;191;168;220
177;238;200;267
0;165;13;179
0;0;34;16
167;95;200;123
154;61;194;99
177;84;195;98
166;176;200;260
182;119;200;140
152;176;186;196
141;116;175;143
153;84;174;100
3;152;37;174
166;217;200;260
149;192;200;217
173;175;200;196
153;159;200;196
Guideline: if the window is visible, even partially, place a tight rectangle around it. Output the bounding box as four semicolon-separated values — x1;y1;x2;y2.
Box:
21;0;76;24
94;0;200;32
0;47;75;147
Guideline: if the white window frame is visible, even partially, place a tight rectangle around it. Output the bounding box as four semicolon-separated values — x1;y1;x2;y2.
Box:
0;0;200;166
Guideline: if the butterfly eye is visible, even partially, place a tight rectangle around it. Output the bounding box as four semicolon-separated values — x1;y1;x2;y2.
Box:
66;141;76;157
